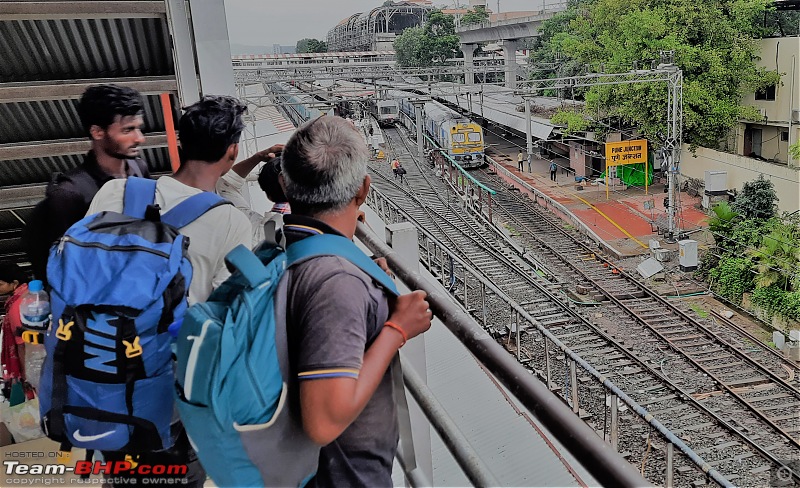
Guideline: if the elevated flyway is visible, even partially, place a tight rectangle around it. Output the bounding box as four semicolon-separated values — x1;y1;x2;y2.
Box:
455;10;562;45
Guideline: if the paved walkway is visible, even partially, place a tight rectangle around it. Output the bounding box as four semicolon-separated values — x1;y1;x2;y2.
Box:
488;153;709;257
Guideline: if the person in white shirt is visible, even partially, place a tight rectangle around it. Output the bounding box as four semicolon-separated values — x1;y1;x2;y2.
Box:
88;96;252;305
216;144;289;246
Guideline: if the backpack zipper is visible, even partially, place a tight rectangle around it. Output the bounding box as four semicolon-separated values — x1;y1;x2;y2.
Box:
57;235;170;259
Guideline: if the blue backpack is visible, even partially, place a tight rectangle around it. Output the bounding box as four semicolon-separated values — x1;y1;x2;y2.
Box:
175;235;398;488
39;177;228;453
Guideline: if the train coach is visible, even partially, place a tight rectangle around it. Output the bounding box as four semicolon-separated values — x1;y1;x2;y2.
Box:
269;82;334;126
390;90;485;168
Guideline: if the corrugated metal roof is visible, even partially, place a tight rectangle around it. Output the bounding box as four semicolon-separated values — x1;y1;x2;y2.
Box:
0;94;175;145
0;17;174;82
0;147;172;188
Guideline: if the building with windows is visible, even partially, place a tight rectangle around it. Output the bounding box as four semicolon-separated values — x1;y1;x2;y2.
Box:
735;37;799;167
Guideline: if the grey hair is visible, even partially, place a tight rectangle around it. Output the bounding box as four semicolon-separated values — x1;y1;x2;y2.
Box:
281;116;369;216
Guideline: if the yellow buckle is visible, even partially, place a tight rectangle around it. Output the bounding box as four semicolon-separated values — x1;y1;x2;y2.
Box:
124;454;139;469
55;319;74;341
123;337;142;358
21;330;43;344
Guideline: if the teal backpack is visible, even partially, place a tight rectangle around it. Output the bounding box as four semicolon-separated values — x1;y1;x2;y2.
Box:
174;235;398;487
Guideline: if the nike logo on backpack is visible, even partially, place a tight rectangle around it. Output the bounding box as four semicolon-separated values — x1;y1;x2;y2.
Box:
72;429;114;443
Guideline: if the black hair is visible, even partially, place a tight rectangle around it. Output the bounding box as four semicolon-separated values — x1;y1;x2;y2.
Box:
178;96;247;163
257;157;287;203
77;84;144;136
0;261;27;285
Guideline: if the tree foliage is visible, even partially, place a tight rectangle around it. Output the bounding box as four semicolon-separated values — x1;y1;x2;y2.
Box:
461;6;489;26
732;174;777;220
529;0;782;147
395;9;459;67
296;38;327;53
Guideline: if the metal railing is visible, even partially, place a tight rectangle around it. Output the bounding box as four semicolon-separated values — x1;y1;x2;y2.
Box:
361;188;733;487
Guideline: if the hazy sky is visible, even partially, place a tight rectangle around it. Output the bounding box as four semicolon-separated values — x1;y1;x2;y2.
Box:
224;0;546;47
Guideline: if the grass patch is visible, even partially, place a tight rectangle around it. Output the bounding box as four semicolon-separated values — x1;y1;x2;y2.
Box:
688;303;709;318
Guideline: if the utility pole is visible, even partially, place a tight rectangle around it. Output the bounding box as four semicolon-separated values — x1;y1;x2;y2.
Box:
523;95;533;172
411;99;427;160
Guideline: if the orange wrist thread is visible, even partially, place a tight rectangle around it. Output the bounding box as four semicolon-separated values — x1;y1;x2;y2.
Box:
383;321;407;347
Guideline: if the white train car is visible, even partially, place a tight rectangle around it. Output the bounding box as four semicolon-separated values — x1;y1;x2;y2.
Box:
269;82;334;126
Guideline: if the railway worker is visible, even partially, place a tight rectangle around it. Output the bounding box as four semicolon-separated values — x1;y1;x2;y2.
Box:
518;150;524;171
550;160;558;182
88;96;253;486
22;84;150;284
280;115;432;487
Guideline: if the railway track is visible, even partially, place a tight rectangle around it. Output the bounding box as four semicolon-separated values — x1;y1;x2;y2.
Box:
472;166;800;449
368;127;799;486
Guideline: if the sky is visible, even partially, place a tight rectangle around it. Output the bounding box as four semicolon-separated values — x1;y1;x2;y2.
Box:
224;0;546;48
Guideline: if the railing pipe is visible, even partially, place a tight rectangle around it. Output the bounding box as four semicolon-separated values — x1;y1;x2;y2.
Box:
401;354;501;487
356;222;650;488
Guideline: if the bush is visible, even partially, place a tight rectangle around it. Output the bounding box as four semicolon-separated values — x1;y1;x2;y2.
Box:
709;257;754;304
751;286;800;321
732;174;777;220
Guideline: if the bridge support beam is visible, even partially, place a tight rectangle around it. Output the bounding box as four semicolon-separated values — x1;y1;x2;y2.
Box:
461;43;477;85
500;39;518;89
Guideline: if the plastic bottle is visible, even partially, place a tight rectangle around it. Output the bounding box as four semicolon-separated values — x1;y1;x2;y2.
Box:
19;280;50;389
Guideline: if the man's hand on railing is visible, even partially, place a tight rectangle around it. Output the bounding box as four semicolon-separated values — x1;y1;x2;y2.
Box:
387;290;432;342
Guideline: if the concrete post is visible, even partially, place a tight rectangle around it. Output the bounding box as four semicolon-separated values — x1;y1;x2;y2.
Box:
186;0;236;97
385;222;433;484
500;39;518;89
461;43;476;85
524;95;533;172
412;101;426;160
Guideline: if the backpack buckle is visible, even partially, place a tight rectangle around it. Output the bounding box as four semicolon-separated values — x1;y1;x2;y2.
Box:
21;330;44;344
123;337;143;358
56;319;74;341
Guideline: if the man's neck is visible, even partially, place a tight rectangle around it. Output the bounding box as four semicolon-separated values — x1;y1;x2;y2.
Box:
94;150;127;178
314;207;358;239
172;160;222;192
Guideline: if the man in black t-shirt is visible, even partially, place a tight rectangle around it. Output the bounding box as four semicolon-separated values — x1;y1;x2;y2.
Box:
22;84;149;282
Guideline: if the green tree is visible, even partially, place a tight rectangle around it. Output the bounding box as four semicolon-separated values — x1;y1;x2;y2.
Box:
708;201;738;247
790;141;800;161
394;26;430;67
530;0;781;148
395;9;459;67
296;38;327;53
461;6;489;25
732;174;777;220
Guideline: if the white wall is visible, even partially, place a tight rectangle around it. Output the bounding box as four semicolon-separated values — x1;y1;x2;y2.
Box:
680;145;800;213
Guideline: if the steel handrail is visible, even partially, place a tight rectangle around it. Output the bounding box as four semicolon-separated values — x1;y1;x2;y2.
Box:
355;221;650;488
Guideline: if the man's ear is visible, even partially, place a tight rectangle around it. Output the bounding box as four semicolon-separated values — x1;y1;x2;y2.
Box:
227;143;239;162
354;175;370;206
89;125;105;141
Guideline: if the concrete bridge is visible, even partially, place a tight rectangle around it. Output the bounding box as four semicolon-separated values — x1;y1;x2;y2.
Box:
456;9;566;88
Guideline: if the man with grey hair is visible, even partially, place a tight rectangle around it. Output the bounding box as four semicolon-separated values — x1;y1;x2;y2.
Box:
281;115;432;487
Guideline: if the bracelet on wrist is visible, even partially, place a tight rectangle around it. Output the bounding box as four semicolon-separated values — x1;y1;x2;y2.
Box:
383;321;407;347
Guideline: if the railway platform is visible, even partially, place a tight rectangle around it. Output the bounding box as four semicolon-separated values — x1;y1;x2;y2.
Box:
486;150;710;257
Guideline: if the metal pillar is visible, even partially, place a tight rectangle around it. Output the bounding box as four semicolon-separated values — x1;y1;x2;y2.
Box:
412;100;426;160
500;39;518;89
523;95;533;172
461;43;476;85
665;68;683;239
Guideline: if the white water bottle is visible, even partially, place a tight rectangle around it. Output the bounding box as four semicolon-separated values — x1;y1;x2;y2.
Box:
19;280;50;389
